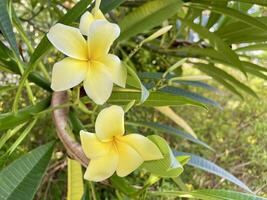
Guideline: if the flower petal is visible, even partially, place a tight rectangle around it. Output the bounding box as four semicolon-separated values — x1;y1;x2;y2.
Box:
79;12;94;35
47;23;88;60
95;105;125;142
83;61;113;105
84;147;118;182
116;142;143;177
80;130;111;159
120;134;163;161
88;20;120;59
51;57;88;91
97;54;127;87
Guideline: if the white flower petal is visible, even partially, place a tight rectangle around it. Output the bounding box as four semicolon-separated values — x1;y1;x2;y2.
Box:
120;134;163;161
95;105;125;142
51;57;88;91
83;61;113;105
88;20;120;59
80;130;111;159
116;142;143;177
97;54;127;87
84;147;118;182
79;12;94;36
47;23;88;60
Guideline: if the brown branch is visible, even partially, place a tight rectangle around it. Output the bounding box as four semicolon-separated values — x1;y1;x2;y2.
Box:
51;91;89;167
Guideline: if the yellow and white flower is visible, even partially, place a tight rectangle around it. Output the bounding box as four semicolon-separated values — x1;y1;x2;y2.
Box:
47;8;126;105
80;105;163;182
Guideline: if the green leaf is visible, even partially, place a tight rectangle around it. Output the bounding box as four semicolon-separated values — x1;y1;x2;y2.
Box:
160;86;221;108
67;158;84;200
174;152;252;193
126;121;213;150
194;62;257;98
110;175;138;197
0;97;51;131
6;119;38;156
0;0;19;56
0;142;55;200
141;135;183;178
118;0;183;41
200;0;267;7
82;90;206;107
189;2;267;31
0;123;27;150
150;190;267;200
100;0;126;13
126;64;149;104
235;43;267;52
181;18;246;75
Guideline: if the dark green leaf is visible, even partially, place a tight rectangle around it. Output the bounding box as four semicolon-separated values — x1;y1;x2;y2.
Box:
0;142;55;200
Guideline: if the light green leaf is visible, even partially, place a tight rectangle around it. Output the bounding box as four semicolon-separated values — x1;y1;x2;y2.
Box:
174;151;252;193
126;64;149;104
119;0;183;41
0;142;55;200
141;135;183;178
67;158;84;200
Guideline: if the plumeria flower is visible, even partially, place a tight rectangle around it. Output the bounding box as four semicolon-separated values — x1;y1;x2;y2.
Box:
80;105;163;182
47;10;126;105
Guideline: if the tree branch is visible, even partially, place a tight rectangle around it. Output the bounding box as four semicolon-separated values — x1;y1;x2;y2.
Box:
51;91;89;167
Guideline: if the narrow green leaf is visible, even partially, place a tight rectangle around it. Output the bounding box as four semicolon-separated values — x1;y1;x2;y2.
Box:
235;43;267;52
100;0;126;13
6;119;38;155
0;97;51;131
82;90;205;107
160;86;221;108
119;0;183;41
0;123;27;150
126;121;213;150
189;2;267;31
0;142;55;200
0;0;19;56
110;175;138;197
181;18;246;74
126;64;149;104
174;151;252;193
193;62;258;98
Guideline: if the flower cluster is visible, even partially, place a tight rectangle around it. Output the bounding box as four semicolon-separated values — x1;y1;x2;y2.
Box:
48;1;163;182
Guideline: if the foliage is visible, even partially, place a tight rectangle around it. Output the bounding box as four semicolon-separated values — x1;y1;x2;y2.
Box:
0;0;267;199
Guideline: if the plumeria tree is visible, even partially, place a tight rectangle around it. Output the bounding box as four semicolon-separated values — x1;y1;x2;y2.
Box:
0;0;267;199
